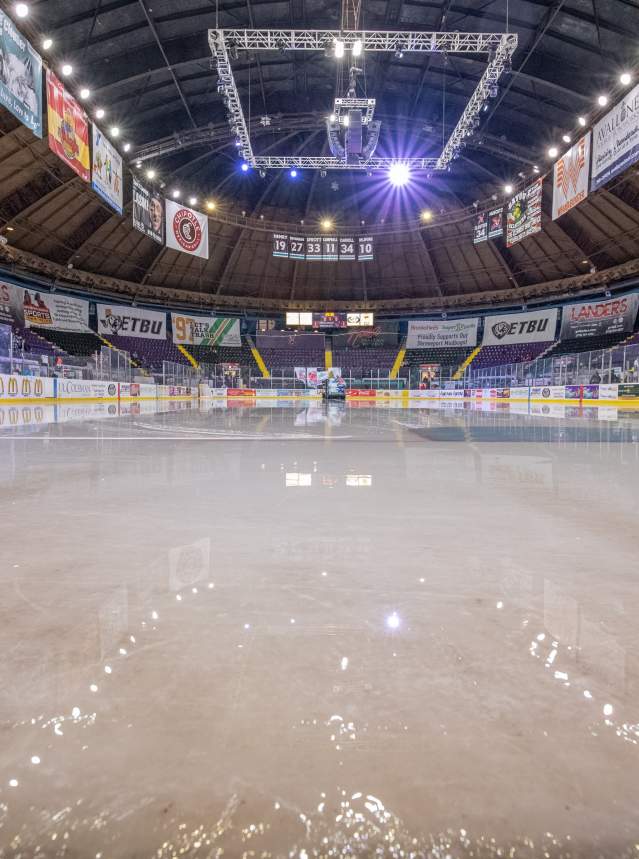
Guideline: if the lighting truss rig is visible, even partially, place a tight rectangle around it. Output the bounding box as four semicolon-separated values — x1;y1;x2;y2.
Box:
209;29;518;172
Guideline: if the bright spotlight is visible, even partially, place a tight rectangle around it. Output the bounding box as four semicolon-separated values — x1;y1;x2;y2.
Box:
14;3;29;18
342;114;350;127
533;165;540;174
240;162;250;172
189;196;198;206
80;88;91;100
547;146;558;158
171;189;181;199
110;126;120;138
334;39;345;59
42;38;53;51
386;612;401;630
597;94;608;107
562;134;571;143
620;72;632;86
420;210;433;222
61;64;73;77
290;168;298;178
95;108;105;119
352;39;363;57
321;218;333;230
578;116;586;127
388;162;410;186
329;113;337;123
504;183;513;194
146;169;156;180
123;143;131;153
206;201;216;211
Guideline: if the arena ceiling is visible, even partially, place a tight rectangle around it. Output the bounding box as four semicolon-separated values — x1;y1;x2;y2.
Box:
2;0;639;312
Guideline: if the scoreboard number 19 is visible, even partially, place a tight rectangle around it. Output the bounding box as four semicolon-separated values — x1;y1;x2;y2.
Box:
272;234;374;262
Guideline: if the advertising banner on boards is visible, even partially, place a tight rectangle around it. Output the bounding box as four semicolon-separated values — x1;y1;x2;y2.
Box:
407;318;479;349
506;180;542;247
482;308;558;346
22;288;89;332
171;313;240;347
97;304;167;340
0;10;42;136
165;200;209;259
132;178;164;244
552;132;591;220
560;293;639;339
46;70;90;180
591;84;639;190
92;125;123;214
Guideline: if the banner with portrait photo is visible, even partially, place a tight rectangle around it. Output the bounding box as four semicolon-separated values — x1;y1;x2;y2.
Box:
165;200;209;259
0;10;42;137
592;84;639;190
552;132;590;220
132;177;164;244
171;313;240;347
0;280;25;325
22;289;89;332
473;211;488;244
506;180;542;247
92;125;123;214
488;206;504;239
46;70;90;181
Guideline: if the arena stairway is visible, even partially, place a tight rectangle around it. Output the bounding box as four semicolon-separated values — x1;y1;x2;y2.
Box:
177;344;199;369
245;334;270;378
389;342;406;380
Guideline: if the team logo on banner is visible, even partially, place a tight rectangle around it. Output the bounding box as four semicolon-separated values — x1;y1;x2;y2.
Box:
482;308;558;345
0;10;42;137
506;180;542;247
97;304;166;340
165;200;209;259
46;70;90;181
552;133;590;219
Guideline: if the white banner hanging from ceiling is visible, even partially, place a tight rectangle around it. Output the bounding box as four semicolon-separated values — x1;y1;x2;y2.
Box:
406;318;479;349
552;132;591;219
591;84;639;190
97;304;167;340
482;308;558;345
165;200;209;259
92;125;123;214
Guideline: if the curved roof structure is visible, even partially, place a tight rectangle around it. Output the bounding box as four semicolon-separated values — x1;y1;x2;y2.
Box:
2;0;639;311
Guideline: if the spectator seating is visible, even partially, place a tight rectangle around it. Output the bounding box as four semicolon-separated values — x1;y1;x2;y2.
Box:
544;332;634;358
104;335;191;371
32;327;103;357
472;341;554;368
12;325;62;361
332;348;397;371
258;347;326;370
404;347;475;369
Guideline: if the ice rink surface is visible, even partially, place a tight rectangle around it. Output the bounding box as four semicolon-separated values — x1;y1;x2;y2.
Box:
1;399;638;857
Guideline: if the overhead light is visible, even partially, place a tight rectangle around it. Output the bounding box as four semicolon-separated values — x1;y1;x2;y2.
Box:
352;39;363;57
504;183;513;194
597;94;609;107
146;169;156;180
123;143;131;153
578;116;587;127
135;160;142;168
110;126;120;138
547;146;558;158
240;162;249;172
42;38;53;51
334;39;345;59
189;196;198;206
61;64;73;77
342;114;350;127
321;218;333;230
79;88;91;100
171;189;181;199
395;49;404;59
562;134;571;143
620;72;632;86
95;108;105;119
329;113;337;123
6;226;15;232
289;168;298;178
206;201;216;211
388;162;410;186
420;210;433;222
533;165;540;174
14;3;29;18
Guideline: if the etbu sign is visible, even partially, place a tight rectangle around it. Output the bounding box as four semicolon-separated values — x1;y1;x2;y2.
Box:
482;309;558;346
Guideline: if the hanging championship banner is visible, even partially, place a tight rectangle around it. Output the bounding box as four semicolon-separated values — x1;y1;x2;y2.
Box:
506;180;542;247
552;132;590;219
46;70;90;181
482;308;558;345
22;288;89;332
165;200;209;259
132;178;164;244
171;313;240;346
0;11;42;137
473;211;488;244
592;84;639;190
92;125;123;214
273;234;289;258
97;304;167;340
488;207;503;239
560;294;639;339
406;318;479;349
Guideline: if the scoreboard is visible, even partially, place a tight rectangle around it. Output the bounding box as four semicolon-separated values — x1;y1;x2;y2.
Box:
286;312;374;328
273;233;374;262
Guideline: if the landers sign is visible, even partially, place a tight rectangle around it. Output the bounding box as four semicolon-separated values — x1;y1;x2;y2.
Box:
560;294;639;339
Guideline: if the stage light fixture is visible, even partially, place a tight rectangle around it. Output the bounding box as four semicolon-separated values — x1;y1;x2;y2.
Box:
289;168;298;178
352;39;363;57
420;210;433;222
334;39;345;59
61;64;73;77
146;169;156;180
503;183;513;194
394;49;404;59
110;126;120;138
620;72;632;86
562;134;571;143
241;162;250;172
329;113;337;123
597;94;608;106
171;190;180;198
15;3;29;18
80;88;90;100
547;146;558;158
578;116;586;126
342;115;350;127
189;197;198;206
95;108;105;119
42;38;53;51
388;162;410;186
321;218;333;230
206;201;216;211
123;143;131;153
533;165;540;174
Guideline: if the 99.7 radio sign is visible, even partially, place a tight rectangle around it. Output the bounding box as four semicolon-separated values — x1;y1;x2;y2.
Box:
272;233;373;262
